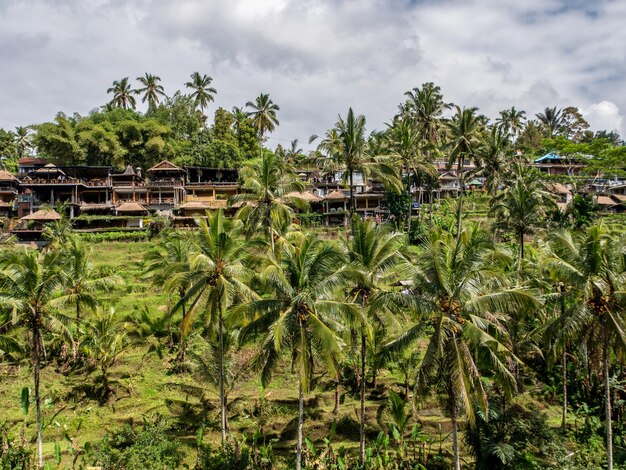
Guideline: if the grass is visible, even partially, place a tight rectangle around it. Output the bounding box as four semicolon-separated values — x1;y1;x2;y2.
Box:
0;234;569;468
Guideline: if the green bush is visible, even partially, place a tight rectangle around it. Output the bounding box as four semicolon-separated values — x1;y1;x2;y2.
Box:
79;230;150;242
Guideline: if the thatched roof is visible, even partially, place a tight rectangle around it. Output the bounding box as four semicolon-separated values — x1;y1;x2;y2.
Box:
148;160;184;172
0;170;17;181
283;191;323;203
80;203;113;212
34;164;65;176
21;209;61;221
179;201;209;209
596;196;617;207
325;190;347;200
116;202;148;213
547;183;571;195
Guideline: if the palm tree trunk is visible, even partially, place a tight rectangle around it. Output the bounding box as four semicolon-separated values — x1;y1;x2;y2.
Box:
333;380;340;414
517;231;525;271
560;290;567;433
218;306;227;447
359;326;366;465
76;302;80;321
349;169;355;226
456;176;464;241
33;320;43;468
177;289;187;364
296;376;304;470
604;333;613;470
451;399;460;470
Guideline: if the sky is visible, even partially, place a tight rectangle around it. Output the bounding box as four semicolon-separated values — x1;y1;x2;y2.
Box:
1;0;625;149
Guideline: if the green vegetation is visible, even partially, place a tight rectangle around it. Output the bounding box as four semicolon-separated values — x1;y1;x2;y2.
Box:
1;80;626;470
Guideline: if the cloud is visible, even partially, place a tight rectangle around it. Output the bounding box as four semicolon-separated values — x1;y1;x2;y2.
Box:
0;0;625;148
581;101;623;134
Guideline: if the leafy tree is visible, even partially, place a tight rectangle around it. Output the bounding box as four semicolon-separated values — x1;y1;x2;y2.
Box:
34;114;85;165
236;232;351;470
174;210;258;446
445;106;484;238
388;225;539;470
185;72;217;117
0;250;68;468
560;106;590;142
107;77;137;110
542;225;626;470
477;126;512;196
212;108;237;144
491;164;556;269
136;73;166;112
246;93;280;143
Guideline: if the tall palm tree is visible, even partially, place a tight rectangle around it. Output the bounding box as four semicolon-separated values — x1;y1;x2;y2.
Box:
235;232;353;470
536;106;565;138
144;232;192;362
50;236;122;320
491;164;556;269
230;151;305;254
14;126;33;158
106;77;137;110
185;72;217;115
542;226;626;470
136;73;166;112
343;217;410;464
389;225;538;470
245;93;280;142
477;126;512;197
403;82;449;146
173;210;258;446
0;250;68;468
495;107;526;142
446;106;484;238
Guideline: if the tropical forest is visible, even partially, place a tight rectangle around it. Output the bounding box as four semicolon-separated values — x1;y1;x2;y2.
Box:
1;74;626;470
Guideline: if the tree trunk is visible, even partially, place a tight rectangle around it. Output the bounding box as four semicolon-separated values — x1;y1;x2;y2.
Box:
359;326;366;465
33;321;43;469
517;230;524;271
333;380;340;414
349;169;355;228
177;289;187;365
560;290;567;433
604;334;613;470
456;176;464;241
451;399;460;470
76;302;80;321
296;377;304;470
218;306;227;447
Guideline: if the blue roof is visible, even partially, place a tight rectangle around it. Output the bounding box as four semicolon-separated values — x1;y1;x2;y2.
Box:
534;152;561;163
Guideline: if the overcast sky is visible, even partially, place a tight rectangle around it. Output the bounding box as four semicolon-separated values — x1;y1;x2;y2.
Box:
1;0;625;149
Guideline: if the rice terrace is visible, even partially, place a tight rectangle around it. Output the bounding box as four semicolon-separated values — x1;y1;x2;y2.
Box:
1;1;626;469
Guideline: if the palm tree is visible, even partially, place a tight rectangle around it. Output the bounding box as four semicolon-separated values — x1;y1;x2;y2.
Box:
80;306;129;403
174;210;258;446
403;82;449;146
14;126;33;158
0;250;68;468
144;232;192;362
185;72;217;115
387;225;539;470
245;93;280;142
51;236;122;320
446;106;484;238
136;73;166;112
235;232;353;470
477;126;512;196
495;107;526;142
230;151;305;254
106;77;137;110
536;106;565;138
343;217;410;464
542;226;626;470
491;164;556;269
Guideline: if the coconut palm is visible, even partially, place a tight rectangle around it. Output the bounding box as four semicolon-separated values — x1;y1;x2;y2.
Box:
230;151;305;254
106;77;136;110
387;225;539;470
173;210;258;446
245;93;280;142
185;72;217;115
536;106;565;138
446;106;484;239
0;250;69;468
144;232;193;362
50;236;122;320
477;126;513;196
495;107;526;142
343;216;410;464
403;81;449;146
136;73;166;112
80;306;129;403
541;225;626;470
491;164;556;269
14;126;33;158
235;232;354;470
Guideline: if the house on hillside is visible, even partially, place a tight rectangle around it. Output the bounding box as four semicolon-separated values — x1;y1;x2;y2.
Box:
146;161;187;214
533;153;585;176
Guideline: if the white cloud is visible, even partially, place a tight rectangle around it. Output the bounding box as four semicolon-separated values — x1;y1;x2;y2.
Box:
0;0;625;148
581;101;623;134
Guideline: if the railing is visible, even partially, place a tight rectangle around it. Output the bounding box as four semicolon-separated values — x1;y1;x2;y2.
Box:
147;180;184;187
185;181;238;187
